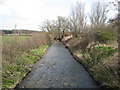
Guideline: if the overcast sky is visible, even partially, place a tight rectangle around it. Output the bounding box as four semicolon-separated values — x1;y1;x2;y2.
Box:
0;0;116;30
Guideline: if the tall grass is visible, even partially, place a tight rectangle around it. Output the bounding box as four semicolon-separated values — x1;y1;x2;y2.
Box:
64;37;119;88
80;45;119;88
2;32;51;88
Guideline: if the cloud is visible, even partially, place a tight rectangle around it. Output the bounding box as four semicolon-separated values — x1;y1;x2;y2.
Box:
0;5;12;15
0;0;8;5
0;0;73;30
0;0;116;30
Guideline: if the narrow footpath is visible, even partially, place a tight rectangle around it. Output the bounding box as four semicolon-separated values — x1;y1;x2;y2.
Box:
16;42;100;88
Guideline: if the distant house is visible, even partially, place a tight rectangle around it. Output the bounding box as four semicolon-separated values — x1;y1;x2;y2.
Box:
62;32;73;41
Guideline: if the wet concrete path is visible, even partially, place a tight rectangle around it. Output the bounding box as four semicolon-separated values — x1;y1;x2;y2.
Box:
17;42;99;88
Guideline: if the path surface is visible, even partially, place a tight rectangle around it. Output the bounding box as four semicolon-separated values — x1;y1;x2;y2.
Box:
17;42;99;88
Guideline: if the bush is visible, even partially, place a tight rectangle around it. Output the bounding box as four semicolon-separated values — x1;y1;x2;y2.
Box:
84;45;117;67
92;53;119;88
2;32;51;88
80;45;119;88
96;30;115;43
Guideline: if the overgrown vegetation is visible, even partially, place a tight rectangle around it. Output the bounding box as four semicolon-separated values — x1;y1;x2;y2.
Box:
65;1;119;88
1;0;119;89
81;45;117;68
2;32;51;88
64;37;118;88
84;45;118;88
96;30;114;43
41;0;119;88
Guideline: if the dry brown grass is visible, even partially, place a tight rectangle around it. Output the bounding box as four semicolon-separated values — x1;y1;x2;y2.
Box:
31;32;51;48
66;36;90;53
2;32;51;64
91;53;119;88
64;36;119;88
2;32;51;88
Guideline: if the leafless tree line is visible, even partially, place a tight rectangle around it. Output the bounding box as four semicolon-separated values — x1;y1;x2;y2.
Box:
41;1;117;40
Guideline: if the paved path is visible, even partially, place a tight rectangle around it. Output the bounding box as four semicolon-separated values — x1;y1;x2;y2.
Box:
16;42;99;88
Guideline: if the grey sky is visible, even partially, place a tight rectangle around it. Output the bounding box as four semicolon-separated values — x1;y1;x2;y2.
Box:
0;0;116;30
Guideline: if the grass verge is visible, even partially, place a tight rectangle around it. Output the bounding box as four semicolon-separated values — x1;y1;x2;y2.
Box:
2;45;49;88
64;39;119;88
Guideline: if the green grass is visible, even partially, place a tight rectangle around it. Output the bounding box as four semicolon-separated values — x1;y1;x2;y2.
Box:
75;38;80;40
31;45;49;55
96;30;115;43
2;36;30;40
79;45;118;88
2;45;49;88
7;34;32;35
95;46;117;58
1;36;30;45
81;46;117;68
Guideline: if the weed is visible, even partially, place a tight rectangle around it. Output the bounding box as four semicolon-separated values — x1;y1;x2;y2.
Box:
2;32;50;88
81;45;118;88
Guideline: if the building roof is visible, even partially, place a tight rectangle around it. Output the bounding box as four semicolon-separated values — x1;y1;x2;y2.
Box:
64;32;72;36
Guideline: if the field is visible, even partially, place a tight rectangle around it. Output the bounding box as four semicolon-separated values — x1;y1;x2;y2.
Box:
2;33;51;88
2;35;30;41
7;34;32;35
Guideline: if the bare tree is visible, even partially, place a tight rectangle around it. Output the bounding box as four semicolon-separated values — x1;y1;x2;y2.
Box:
108;0;120;27
56;16;69;38
41;20;52;32
76;2;87;33
108;0;120;44
70;9;78;37
89;2;108;27
41;17;69;39
70;2;87;37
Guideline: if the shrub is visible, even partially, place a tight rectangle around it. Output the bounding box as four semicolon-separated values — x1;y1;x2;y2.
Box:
96;30;115;43
2;32;51;88
85;46;117;67
80;45;119;88
91;61;119;88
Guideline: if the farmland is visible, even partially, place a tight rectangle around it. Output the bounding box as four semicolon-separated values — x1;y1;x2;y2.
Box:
2;35;30;41
2;33;51;88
